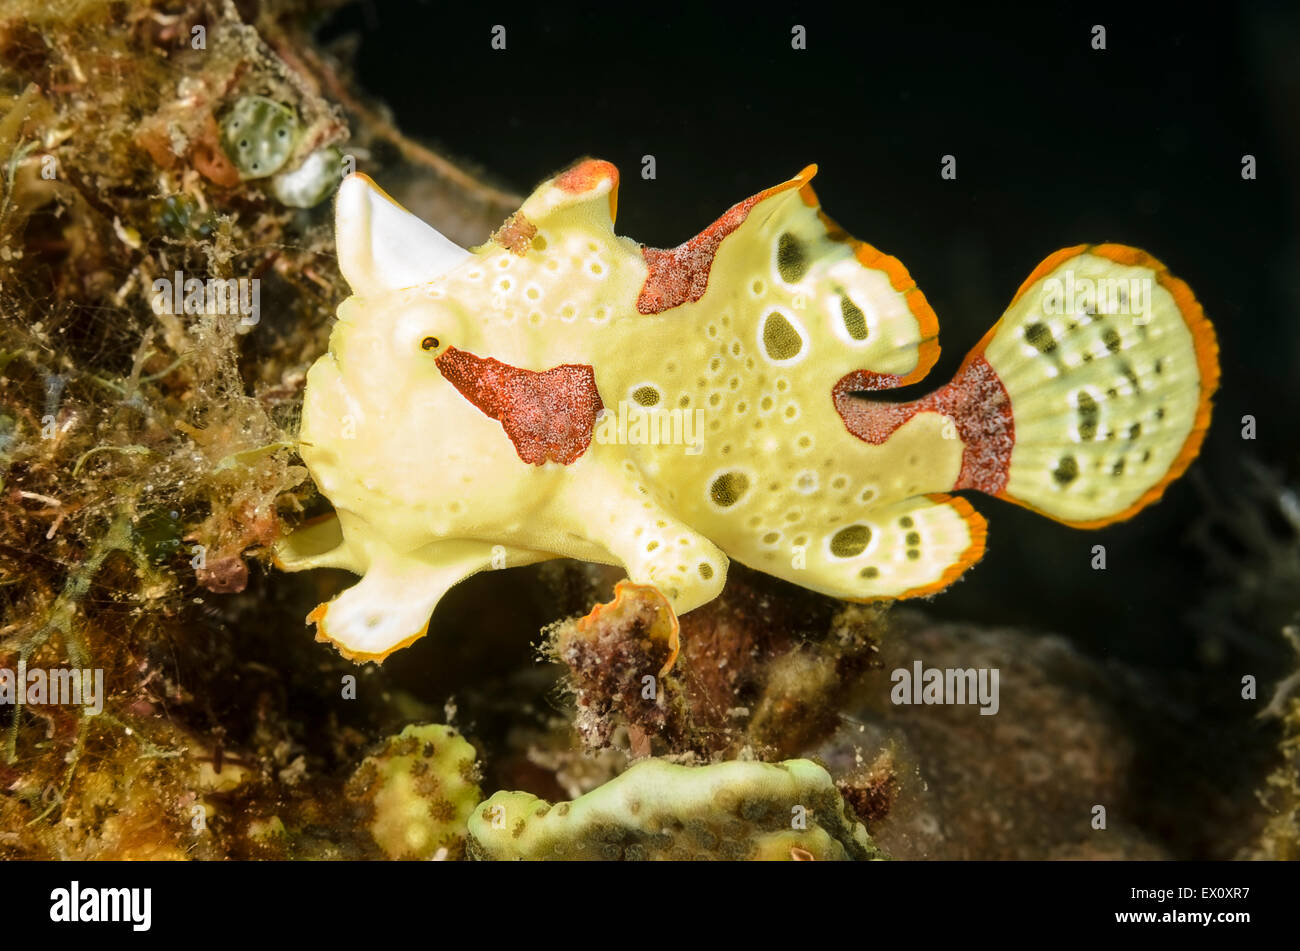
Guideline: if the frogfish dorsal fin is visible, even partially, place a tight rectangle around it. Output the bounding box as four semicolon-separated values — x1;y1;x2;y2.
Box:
515;158;620;234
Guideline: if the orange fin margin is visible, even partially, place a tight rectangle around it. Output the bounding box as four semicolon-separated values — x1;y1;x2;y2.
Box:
998;243;1220;529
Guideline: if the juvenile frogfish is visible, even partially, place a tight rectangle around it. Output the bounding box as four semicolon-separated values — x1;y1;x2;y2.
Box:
276;159;1220;663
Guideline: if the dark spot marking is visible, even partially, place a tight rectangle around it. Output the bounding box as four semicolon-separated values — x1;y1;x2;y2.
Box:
1053;455;1079;486
1025;322;1056;354
763;312;803;360
899;516;914;529
633;385;660;407
840;295;868;340
905;531;921;546
1122;363;1141;392
906;549;920;560
1102;327;1122;354
830;524;872;558
1077;392;1099;440
1112;458;1125;476
860;566;879;579
777;232;809;283
1128;422;1142;440
698;563;714;580
710;472;750;507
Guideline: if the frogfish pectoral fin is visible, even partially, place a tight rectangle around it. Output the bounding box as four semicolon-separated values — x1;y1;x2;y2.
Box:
306;540;552;663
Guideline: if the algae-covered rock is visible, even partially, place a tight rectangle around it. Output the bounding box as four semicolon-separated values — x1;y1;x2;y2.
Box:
0;0;517;861
467;757;884;861
549;568;887;760
346;724;482;860
1240;625;1300;860
817;609;1276;860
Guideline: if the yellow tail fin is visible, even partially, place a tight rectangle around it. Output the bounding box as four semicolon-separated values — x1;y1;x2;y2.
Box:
974;244;1219;527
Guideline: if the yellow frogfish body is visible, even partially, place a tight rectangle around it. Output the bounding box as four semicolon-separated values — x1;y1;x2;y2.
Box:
277;160;1220;663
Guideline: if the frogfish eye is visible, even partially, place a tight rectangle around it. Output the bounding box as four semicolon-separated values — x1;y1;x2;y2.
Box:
420;336;440;351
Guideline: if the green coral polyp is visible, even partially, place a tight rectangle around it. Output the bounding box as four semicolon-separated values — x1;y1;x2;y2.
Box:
219;95;299;180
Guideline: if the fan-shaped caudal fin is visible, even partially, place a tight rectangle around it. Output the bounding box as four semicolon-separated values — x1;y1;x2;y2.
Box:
635;164;941;388
975;244;1219;527
830;494;987;601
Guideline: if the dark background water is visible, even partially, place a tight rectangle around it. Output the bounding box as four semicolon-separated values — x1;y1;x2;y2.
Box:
319;2;1299;672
